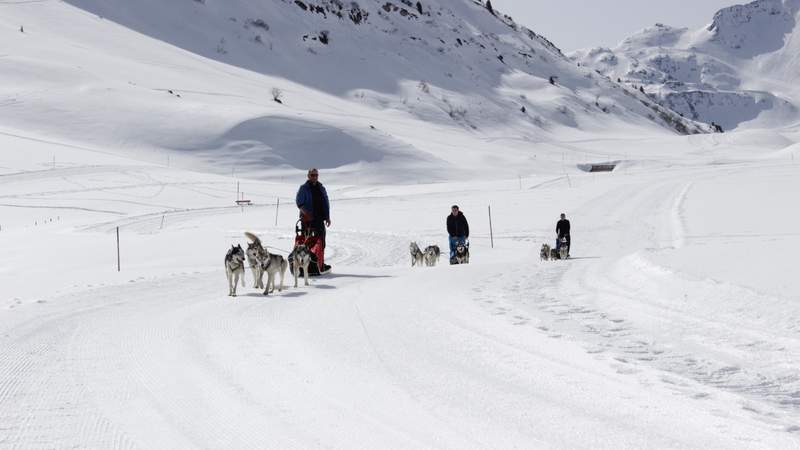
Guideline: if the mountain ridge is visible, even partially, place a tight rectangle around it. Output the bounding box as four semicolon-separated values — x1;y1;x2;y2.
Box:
571;0;800;130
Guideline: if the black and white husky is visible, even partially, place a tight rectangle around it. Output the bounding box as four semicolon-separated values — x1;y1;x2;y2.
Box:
549;238;569;260
289;243;312;288
245;240;264;289
454;241;469;264
558;237;569;261
423;245;441;266
409;242;424;267
244;231;287;295
540;243;551;261
224;244;246;296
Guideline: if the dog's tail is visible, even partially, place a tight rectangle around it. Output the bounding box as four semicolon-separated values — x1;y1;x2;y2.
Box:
244;231;262;247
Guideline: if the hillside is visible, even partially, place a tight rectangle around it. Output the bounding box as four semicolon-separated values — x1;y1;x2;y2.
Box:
1;0;709;183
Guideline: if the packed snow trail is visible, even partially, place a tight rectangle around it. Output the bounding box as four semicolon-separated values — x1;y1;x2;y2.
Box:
2;159;800;448
1;262;793;448
479;162;800;434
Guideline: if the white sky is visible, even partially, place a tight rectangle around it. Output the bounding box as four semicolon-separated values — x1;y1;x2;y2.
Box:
497;0;737;51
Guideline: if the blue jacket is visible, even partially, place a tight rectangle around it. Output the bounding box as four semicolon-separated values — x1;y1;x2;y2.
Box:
296;181;330;221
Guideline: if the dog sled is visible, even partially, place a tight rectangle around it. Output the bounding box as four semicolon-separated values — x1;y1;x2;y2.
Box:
289;220;330;277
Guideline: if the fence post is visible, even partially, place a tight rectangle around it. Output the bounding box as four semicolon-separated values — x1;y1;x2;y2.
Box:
116;226;120;272
488;205;494;249
275;198;280;226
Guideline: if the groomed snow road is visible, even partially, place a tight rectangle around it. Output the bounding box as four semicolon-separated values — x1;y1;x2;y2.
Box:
1;159;799;449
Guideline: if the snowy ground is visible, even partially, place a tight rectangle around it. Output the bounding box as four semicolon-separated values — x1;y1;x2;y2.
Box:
2;0;800;448
2;128;799;448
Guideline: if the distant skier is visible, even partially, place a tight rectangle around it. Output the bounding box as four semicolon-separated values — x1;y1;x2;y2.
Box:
556;213;571;257
447;205;469;264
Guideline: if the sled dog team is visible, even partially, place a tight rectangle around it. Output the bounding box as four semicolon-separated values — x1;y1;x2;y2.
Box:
541;213;571;261
226;167;331;297
226;198;572;294
225;231;311;297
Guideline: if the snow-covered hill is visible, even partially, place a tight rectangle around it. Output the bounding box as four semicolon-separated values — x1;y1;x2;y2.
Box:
1;0;711;183
571;0;800;130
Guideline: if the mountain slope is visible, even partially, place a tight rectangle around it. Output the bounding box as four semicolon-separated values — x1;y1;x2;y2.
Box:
571;0;800;130
0;0;709;183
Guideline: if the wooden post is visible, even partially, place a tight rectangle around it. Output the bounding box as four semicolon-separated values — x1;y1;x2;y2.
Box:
488;205;494;249
116;226;120;272
275;198;280;226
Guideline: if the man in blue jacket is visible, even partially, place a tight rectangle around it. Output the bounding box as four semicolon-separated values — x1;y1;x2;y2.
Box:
296;168;331;274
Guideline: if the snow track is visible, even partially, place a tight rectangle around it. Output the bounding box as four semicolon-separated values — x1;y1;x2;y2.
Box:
475;166;800;435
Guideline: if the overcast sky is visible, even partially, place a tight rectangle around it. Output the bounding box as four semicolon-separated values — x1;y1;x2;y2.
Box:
497;0;737;52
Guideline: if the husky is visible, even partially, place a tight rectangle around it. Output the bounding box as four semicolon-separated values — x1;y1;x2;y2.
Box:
259;248;287;295
409;241;424;267
289;243;312;288
224;244;246;296
245;240;264;289
558;237;569;260
454;241;469;264
245;231;267;288
423;245;441;266
540;243;551;261
245;231;287;295
549;238;569;260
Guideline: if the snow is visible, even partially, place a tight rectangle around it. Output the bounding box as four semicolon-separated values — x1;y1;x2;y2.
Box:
1;0;800;448
571;0;800;130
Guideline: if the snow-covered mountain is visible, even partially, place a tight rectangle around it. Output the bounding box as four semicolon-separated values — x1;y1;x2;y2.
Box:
1;0;711;183
571;0;800;130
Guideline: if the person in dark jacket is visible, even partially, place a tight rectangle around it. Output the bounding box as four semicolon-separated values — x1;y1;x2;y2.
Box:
447;205;469;262
556;213;570;256
296;168;331;273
